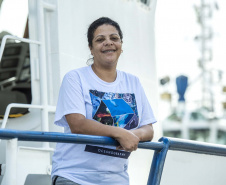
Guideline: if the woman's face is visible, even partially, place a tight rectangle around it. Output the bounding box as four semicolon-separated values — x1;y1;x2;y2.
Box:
90;24;122;68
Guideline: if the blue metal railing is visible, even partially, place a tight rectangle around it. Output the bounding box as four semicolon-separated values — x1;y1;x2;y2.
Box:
1;129;226;185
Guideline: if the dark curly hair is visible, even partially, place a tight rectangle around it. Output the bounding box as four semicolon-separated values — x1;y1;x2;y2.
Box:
87;17;123;48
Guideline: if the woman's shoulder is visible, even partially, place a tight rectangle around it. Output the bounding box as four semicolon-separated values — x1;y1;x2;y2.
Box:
64;66;89;79
118;70;140;82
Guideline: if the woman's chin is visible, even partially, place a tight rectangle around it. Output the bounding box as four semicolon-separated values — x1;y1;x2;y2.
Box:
104;60;118;66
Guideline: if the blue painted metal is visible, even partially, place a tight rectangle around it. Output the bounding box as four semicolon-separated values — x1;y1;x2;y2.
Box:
2;130;226;185
167;137;226;157
147;137;169;185
0;129;164;151
147;137;226;184
176;75;188;102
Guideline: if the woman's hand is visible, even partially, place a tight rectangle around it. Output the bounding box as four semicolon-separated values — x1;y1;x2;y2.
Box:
66;113;153;152
115;124;154;152
115;129;140;152
66;113;140;151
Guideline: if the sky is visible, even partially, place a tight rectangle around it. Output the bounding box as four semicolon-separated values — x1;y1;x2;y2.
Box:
0;0;28;37
155;0;226;118
156;0;225;77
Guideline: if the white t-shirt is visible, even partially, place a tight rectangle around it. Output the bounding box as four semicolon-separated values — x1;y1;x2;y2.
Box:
51;65;156;185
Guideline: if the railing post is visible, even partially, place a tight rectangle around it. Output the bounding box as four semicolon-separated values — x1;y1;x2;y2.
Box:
37;0;49;148
1;138;18;185
147;137;169;185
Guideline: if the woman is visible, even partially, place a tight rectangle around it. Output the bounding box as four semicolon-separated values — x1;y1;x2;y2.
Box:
51;17;156;185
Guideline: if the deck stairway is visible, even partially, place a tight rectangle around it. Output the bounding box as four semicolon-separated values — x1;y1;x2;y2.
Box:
0;1;56;184
0;42;31;117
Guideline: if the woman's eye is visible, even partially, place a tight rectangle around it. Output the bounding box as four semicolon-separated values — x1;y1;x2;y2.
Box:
111;37;120;41
96;38;104;42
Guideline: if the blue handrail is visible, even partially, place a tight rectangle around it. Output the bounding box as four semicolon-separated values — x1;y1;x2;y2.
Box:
0;129;164;150
1;129;226;185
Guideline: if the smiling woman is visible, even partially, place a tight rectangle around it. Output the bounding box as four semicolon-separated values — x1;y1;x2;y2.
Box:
51;17;156;185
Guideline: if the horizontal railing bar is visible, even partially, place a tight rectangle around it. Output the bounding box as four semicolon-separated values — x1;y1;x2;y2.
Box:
167;137;226;157
1;103;56;129
138;141;165;150
0;129;164;151
3;35;41;45
2;130;226;156
0;35;41;65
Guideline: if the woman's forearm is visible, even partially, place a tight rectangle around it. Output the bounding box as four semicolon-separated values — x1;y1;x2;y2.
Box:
66;113;123;138
130;124;154;141
65;113;140;152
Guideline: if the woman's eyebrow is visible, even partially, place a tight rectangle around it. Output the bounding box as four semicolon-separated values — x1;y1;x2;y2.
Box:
110;33;120;36
94;33;120;40
94;35;104;39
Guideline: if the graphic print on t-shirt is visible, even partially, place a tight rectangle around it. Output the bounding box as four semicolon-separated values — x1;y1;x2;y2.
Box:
89;90;139;130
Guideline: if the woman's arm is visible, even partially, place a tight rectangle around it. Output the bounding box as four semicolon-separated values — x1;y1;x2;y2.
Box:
130;124;154;142
66;113;140;152
116;124;154;150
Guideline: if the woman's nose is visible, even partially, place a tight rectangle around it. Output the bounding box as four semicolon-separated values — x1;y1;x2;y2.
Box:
104;38;113;46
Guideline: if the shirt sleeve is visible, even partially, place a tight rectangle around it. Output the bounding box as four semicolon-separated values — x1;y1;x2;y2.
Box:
54;71;86;127
137;79;157;128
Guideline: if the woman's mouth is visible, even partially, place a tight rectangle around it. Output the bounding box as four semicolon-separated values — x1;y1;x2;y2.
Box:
102;49;116;53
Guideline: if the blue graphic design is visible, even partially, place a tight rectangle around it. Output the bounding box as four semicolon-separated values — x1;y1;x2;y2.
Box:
89;90;139;130
113;114;134;128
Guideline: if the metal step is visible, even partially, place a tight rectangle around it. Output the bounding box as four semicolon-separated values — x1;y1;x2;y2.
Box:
24;174;51;185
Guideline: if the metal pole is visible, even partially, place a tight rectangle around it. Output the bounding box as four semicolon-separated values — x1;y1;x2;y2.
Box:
1;138;18;185
37;0;49;148
147;137;169;185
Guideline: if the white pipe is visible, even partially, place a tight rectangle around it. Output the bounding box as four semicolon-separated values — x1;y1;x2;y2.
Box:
45;10;54;105
37;0;50;148
0;35;41;62
1;138;18;185
1;103;56;129
19;146;55;152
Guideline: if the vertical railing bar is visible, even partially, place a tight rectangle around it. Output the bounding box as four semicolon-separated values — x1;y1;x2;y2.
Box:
0;36;7;62
147;137;169;185
1;138;18;185
37;0;50;148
